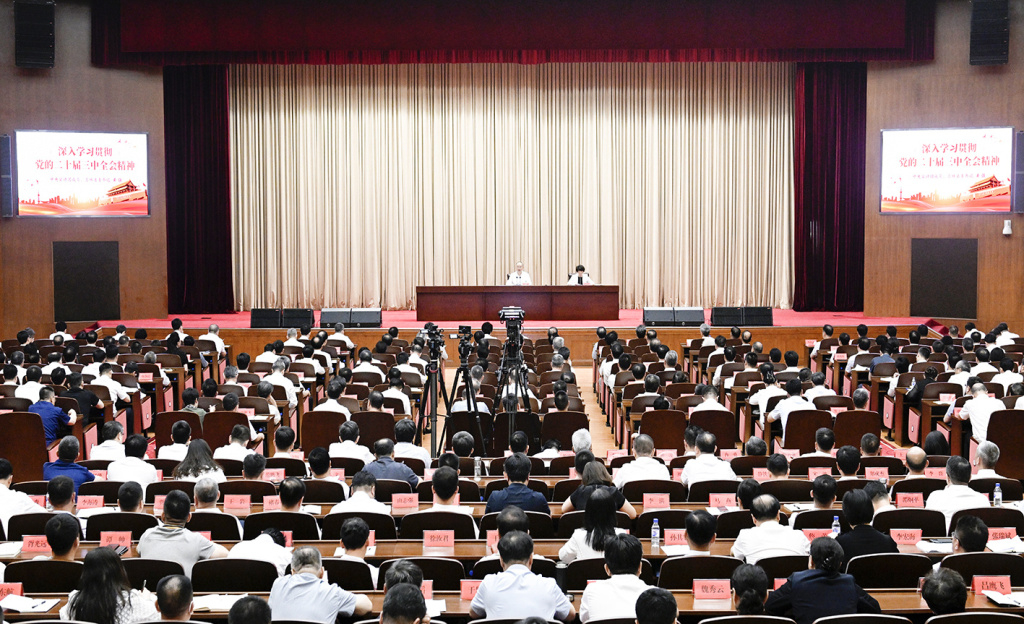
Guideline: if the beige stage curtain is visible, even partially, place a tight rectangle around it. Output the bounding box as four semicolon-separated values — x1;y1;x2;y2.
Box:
229;63;795;311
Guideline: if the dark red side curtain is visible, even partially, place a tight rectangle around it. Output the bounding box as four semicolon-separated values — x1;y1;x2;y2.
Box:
164;65;234;314
793;63;867;312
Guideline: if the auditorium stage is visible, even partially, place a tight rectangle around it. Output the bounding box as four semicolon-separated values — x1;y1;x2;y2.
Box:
91;309;936;368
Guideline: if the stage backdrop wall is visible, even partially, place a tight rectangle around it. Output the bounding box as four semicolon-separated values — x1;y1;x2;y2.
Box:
864;0;1024;331
230;63;795;311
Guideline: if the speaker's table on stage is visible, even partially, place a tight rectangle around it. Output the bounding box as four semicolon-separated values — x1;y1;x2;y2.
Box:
415;285;620;321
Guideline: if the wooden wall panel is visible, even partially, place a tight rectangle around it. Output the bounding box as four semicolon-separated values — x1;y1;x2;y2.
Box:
0;1;167;337
864;0;1024;331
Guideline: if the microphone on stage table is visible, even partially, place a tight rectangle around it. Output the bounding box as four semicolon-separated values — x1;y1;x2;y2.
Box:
578;275;583;285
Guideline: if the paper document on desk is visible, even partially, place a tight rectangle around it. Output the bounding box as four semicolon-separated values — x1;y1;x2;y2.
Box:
0;542;23;557
915;540;953;553
983;591;1024;607
659;545;691;556
785;503;815;512
301;504;322;515
989;536;1024;553
193;594;248;612
426;599;446;618
705;506;740;516
0;595;60;613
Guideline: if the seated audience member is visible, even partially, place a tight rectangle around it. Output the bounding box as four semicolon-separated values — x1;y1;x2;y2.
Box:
137;490;229;576
308;446;348;488
353;348;386;384
60;547;159;622
922;568;968;615
947;382;1002;442
767;453;790;480
507;430;529;455
273;426;298;458
193;478;243;538
256;381;283;424
47;476;76;518
328;470;392;515
992;358;1023;392
180;387;207;425
45;513;83;562
766;379;812;439
381;583;428;624
173;439;226;483
533;439;563;461
15;365;44;403
943;514;989;570
269;546;372;622
732;564;769;615
382;375;412;415
314;379;352;418
851;387;870;411
78;480;146;530
744;436;768;457
579;534;650;623
613;434;670;488
91;421;128;462
860;433;880;458
559;488;625;563
337;517;379;587
393;419;430;465
973;441;1005;478
835;489;898;567
804;372;835;401
156;574;194;622
904;446;928;477
265;357;299;410
243;454;267;480
470;531;575;623
684;509;717;555
364;438;419;489
61;373;103;424
214;425;256;461
732;494;810;564
384;559;425;592
572;428;593;454
925;456;990;530
228;527;293;575
229;596;272;624
836;446;861;479
691;384;726;412
562;461;637;519
924;430;950;456
864;480;896;515
486;452;550;514
424;466;475;525
107;434;159;489
480;505;551;562
29;386;77;445
157;420;191;461
329;421;376;465
452;431;476;458
43;436;95;492
679;431;738;486
279;477;316;519
682;425;703;457
804;427;835;457
764;537;880;624
736;478;763;511
809;474;838;511
635;587;679;624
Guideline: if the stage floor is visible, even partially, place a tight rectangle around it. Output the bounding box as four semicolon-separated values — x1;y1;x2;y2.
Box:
92;309;933;331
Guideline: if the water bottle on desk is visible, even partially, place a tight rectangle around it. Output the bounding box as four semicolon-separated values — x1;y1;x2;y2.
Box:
994;483;1003;507
651;518;661;552
831;516;841;538
474;457;482;481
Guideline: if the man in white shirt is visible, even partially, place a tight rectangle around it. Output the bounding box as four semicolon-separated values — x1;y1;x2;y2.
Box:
265;357;298;409
91;421;127;461
314;379;352;419
506;261;533;286
579;534;648;623
420;466;477;535
41;352;70;377
394;352;427;384
255;343;281;365
229;528;293;575
800;427;835;458
566;265;596;286
107;434;159;490
836;445;861;480
328;323;356;350
845;338;873;372
393;419;431;466
946;382;1002;442
971;348;998;375
731;494;811;564
328;471;392;515
748;373;787;415
452;378;491;415
93;363;131;403
294;345;325;377
925;456;992;531
15;366;45;404
766;379;812;443
407;343;429;371
166;318;189;342
283;328;304;349
197;325;227;357
613;434;671;488
809;325;834;359
804;372;836;401
352;349;386;384
157;420;192;461
382;376;412;416
723;353;759;391
690;385;726;414
50;322;75;342
991;358;1023;392
329;421;376;465
213;425;256;461
948;360;973;392
679;432;738;487
193;478;243;540
973;441;1006;479
336;516;379;587
903;446;928;479
0;458;47;534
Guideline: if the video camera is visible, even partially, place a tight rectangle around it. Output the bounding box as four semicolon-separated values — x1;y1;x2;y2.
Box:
420;322;446;361
448;325;475;361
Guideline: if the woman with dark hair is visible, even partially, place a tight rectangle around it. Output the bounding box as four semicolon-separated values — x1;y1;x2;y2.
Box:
172;439;226;483
764;537;880;624
731;564;768;615
924;430;950;456
60;547;158;623
559;487;625;563
561;461;637;518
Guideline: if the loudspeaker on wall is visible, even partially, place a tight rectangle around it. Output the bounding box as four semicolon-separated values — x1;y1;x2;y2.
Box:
15;0;55;69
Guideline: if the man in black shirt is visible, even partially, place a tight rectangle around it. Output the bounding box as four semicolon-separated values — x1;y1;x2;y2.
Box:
60;372;104;424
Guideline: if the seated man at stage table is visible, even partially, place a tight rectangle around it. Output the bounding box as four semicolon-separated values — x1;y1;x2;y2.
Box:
567;264;595;285
506;261;533;285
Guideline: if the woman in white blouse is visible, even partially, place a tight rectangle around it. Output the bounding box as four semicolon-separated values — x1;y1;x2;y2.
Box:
172;439;227;483
61;548;158;623
559;487;627;563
